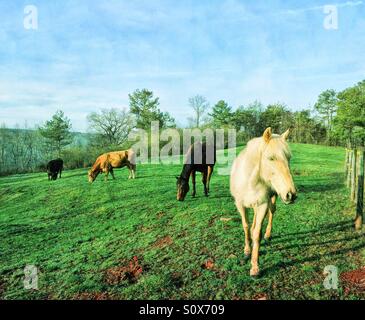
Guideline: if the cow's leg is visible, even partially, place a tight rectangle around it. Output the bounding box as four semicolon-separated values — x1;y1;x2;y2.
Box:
236;200;251;257
250;202;268;277
59;168;62;179
191;171;196;197
104;169;109;182
206;166;214;194
264;195;277;241
202;171;208;196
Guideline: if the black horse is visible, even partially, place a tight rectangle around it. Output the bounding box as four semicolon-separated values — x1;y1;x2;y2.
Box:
176;142;216;201
47;159;63;181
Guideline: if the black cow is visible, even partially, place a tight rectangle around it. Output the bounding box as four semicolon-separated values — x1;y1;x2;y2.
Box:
47;159;63;181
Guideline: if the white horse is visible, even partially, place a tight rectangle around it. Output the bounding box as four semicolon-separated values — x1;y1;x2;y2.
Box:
230;127;297;277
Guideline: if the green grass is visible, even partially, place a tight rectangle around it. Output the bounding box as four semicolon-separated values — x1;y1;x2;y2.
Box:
1;143;364;300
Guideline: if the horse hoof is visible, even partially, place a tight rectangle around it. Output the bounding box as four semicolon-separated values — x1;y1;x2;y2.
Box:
243;254;251;262
250;268;260;278
264;237;272;245
250;273;261;280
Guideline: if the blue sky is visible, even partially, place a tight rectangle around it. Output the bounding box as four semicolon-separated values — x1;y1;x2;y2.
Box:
0;0;364;131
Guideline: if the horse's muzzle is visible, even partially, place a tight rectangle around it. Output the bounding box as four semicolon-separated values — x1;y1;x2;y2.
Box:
284;192;297;204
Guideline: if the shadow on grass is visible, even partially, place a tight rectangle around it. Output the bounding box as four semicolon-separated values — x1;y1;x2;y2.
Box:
296;173;345;194
260;219;364;277
208;193;232;200
261;240;365;277
272;220;354;242
275;233;363;252
61;172;87;179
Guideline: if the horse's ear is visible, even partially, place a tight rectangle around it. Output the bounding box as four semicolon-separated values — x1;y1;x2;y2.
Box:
282;129;290;140
263;127;272;143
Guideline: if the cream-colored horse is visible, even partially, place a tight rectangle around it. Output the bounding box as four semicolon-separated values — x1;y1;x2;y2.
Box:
230;127;297;277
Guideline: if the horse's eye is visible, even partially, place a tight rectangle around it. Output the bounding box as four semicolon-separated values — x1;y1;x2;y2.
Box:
268;156;276;161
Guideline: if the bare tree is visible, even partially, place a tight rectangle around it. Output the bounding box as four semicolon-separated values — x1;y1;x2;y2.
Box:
0;123;8;169
9;124;26;172
188;95;210;128
87;108;135;146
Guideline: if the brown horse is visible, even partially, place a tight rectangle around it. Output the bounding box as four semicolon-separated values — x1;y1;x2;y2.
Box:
88;149;136;183
230;128;297;277
176;142;216;201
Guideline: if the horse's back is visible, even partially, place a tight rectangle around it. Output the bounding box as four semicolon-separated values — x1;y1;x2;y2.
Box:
230;138;262;203
98;150;135;168
185;142;216;166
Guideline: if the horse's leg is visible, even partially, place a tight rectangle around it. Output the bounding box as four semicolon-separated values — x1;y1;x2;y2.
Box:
264;195;277;241
59;168;62;179
127;164;132;179
250;211;257;240
132;165;136;179
202;171;208;196
250;202;268;277
110;168;116;180
207;166;214;194
236;200;251;257
104;168;109;182
190;171;196;197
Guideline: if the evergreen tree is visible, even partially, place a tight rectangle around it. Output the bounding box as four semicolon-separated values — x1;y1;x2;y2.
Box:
209;100;234;128
39;110;73;157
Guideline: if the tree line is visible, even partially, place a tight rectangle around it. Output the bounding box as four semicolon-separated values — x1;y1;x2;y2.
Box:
0;80;364;175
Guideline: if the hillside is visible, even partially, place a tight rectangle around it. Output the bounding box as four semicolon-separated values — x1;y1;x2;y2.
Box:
1;144;364;299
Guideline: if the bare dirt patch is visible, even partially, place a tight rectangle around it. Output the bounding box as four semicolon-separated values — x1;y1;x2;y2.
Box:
153;236;173;249
252;293;268;300
105;256;144;285
201;259;215;270
341;267;365;293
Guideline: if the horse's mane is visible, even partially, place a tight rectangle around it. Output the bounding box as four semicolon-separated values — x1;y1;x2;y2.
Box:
90;156;103;173
270;135;292;159
245;135;291;162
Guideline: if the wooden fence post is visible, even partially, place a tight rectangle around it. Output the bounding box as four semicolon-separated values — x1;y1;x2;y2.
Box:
345;149;349;186
355;150;364;230
347;150;353;188
351;149;357;203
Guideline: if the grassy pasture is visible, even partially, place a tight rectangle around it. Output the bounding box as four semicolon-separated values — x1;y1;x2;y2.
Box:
1;143;365;300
